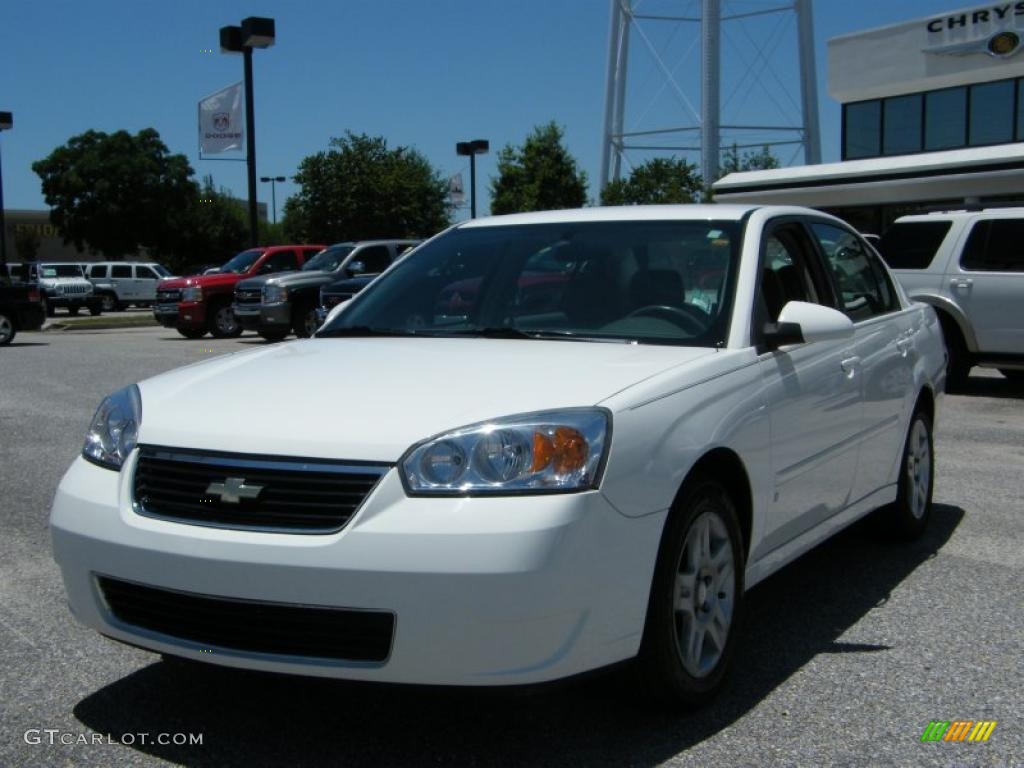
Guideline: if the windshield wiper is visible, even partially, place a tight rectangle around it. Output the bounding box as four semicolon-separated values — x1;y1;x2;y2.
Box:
317;325;420;338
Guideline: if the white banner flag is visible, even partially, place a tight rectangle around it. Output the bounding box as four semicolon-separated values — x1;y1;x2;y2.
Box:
198;82;244;155
448;173;465;205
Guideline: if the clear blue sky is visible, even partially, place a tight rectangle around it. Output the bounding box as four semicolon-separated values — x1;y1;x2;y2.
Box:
1;1;959;219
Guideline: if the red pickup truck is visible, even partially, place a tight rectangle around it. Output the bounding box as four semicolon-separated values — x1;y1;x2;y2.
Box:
154;245;325;339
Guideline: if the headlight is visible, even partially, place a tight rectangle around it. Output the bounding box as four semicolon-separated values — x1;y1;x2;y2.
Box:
181;286;203;302
263;284;288;304
82;385;142;470
400;408;610;495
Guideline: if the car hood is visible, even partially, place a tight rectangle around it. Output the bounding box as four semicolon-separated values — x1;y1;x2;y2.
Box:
136;338;716;461
235;270;331;291
158;273;252;291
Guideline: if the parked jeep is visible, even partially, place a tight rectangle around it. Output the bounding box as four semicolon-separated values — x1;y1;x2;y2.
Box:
154;245;324;339
879;207;1024;389
24;263;103;317
234;240;418;341
87;262;172;311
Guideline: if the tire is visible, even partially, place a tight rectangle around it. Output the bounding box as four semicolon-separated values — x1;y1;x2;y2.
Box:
208;303;242;338
938;315;970;392
67;305;80;317
885;409;934;541
258;329;289;342
177;328;207;339
293;305;320;338
45;300;55;318
999;369;1024;384
99;293;119;312
88;304;102;317
637;476;745;708
0;312;16;346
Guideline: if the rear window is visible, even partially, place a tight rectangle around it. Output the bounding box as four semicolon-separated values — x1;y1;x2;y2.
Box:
961;218;1024;272
878;221;952;270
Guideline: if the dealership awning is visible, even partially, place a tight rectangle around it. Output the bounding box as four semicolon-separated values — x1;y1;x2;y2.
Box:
712;143;1024;207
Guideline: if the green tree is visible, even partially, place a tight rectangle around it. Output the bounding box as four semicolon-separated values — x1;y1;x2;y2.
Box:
719;144;780;177
490;122;588;214
32;128;196;258
159;176;248;274
600;157;703;206
283;132;450;243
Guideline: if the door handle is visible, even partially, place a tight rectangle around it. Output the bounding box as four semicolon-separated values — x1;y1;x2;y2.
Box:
950;277;973;293
841;356;861;377
895;338;912;356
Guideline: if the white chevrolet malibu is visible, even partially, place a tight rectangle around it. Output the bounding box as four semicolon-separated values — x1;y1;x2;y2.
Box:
51;205;945;706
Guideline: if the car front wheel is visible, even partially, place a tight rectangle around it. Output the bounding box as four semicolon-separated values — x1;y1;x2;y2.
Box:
637;475;744;708
294;306;320;338
209;304;242;338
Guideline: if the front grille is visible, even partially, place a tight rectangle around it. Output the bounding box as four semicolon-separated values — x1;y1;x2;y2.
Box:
98;577;394;662
61;283;90;295
235;288;262;305
133;446;390;533
157;289;181;303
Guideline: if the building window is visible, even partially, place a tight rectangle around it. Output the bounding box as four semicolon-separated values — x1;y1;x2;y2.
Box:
844;100;881;159
925;87;967;150
883;94;923;155
969;80;1015;146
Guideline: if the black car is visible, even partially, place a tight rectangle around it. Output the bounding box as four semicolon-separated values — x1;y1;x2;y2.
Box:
315;274;378;327
0;276;46;346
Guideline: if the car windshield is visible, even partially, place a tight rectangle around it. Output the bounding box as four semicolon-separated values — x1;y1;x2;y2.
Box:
302;245;354;272
320;220;741;346
40;265;85;278
219;249;262;274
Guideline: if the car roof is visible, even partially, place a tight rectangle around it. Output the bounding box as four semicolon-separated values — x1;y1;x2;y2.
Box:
896;207;1024;223
458;204;763;229
326;239;420;247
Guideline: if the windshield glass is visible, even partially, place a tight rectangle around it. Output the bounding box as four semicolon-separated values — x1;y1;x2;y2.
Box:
320;221;740;346
151;264;171;277
302;245;354;272
219;249;262;274
41;265;85;278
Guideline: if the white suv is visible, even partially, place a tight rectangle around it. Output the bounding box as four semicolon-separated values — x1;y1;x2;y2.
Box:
86;262;173;312
879;208;1024;389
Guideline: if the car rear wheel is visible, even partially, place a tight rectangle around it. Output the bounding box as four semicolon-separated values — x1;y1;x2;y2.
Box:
886;410;934;541
209;304;242;338
177;328;207;339
637;475;744;708
293;306;320;338
0;312;16;346
99;293;120;312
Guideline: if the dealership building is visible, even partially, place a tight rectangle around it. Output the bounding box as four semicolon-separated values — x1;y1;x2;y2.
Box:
714;2;1024;233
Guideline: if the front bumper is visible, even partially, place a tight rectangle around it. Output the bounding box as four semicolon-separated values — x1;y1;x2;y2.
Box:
50;454;663;685
154;301;207;330
232;303;262;331
153;304;179;328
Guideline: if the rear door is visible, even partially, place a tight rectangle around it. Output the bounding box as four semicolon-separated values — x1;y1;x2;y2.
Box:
954;216;1024;354
754;219;863;556
808;219;914;502
110;264;134;300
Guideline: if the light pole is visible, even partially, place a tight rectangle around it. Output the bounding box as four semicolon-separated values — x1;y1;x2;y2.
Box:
220;17;275;247
0;112;12;279
260;176;286;225
455;139;489;219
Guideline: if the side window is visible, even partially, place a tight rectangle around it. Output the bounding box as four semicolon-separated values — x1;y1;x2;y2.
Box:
961;219;1024;272
354;245;391;274
135;266;159;280
261;250;300;273
809;222;896;322
299;247;322;266
88;265;107;278
758;225;823;323
111;265;132;279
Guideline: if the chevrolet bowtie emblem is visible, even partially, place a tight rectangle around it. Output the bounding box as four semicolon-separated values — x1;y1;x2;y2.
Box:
206;477;264;504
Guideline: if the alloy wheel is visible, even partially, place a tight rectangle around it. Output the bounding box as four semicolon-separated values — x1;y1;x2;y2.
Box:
214;306;238;336
0;313;13;345
906;419;931;520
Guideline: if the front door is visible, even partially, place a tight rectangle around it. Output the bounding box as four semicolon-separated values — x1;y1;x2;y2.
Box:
754;221;863;559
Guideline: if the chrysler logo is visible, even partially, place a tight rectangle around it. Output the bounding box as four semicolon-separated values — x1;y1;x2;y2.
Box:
206;477;263;504
925;30;1022;58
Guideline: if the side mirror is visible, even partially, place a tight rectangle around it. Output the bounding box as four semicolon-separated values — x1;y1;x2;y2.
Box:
763;300;853;349
347;260;365;276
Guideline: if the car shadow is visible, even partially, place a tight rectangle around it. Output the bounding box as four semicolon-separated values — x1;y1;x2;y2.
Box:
953;373;1024;400
73;504;963;767
4;341;49;347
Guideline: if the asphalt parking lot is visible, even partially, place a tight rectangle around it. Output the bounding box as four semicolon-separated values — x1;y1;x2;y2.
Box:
1;325;1021;768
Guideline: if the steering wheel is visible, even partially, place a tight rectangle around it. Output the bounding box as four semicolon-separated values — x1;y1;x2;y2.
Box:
625;304;708;334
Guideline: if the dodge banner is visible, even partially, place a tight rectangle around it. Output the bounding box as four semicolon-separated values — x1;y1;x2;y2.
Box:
198;82;243;155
